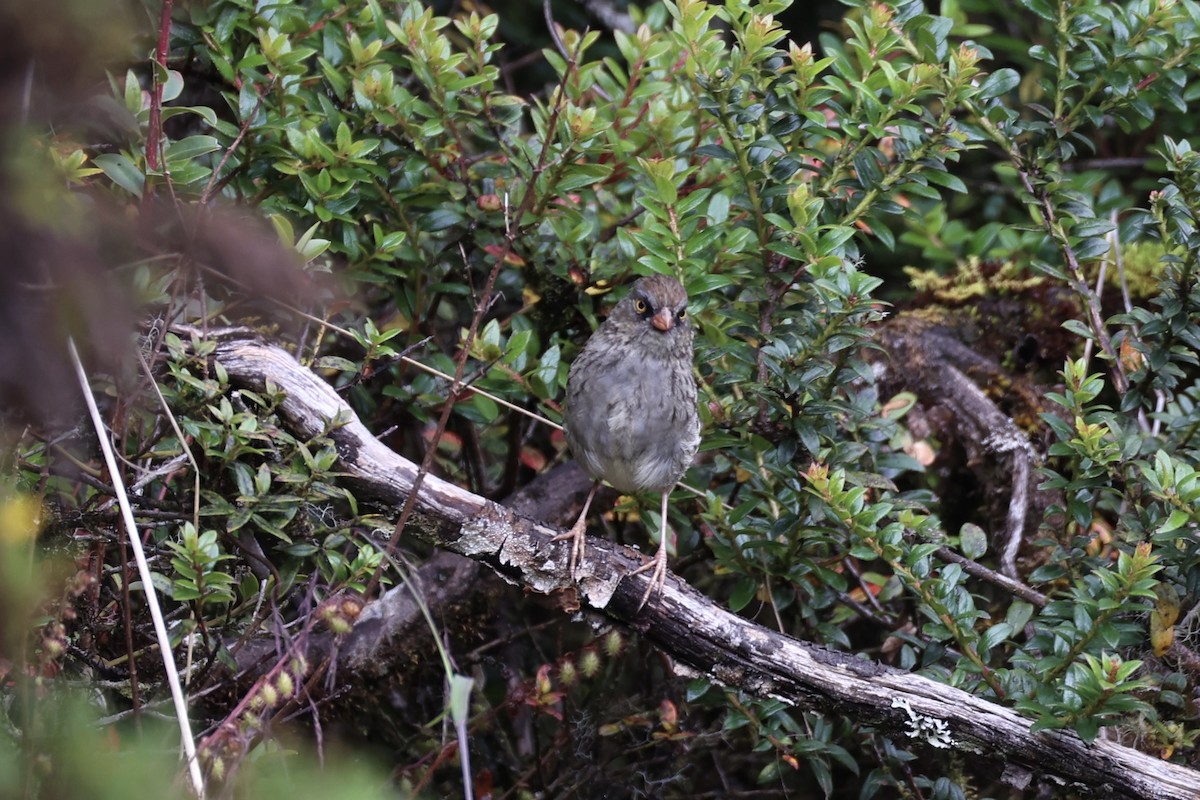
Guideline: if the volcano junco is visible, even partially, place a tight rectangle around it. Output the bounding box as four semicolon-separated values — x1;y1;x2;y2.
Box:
558;274;700;607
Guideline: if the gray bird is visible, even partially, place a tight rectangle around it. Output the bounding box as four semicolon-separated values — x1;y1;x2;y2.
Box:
558;274;700;607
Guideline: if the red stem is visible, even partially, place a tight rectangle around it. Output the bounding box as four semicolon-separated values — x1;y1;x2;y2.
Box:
146;0;174;177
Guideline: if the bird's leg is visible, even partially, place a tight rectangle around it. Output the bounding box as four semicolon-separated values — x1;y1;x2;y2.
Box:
631;489;672;609
551;480;600;578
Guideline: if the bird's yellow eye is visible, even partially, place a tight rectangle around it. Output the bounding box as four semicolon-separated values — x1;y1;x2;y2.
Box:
634;299;648;313
676;309;687;321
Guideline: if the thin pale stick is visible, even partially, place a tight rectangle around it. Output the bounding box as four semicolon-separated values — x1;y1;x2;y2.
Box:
69;338;206;799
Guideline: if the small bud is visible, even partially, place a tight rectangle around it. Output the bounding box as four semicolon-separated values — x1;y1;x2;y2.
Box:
558;659;578;687
535;664;553;695
580;648;602;679
602;629;624;659
341;597;363;620
320;602;353;635
788;41;812;69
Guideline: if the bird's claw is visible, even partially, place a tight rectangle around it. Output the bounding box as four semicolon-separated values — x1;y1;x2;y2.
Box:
552;483;600;581
551;517;588;579
630;539;669;611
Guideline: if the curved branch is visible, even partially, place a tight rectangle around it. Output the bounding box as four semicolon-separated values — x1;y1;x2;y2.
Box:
187;327;1200;800
878;319;1040;578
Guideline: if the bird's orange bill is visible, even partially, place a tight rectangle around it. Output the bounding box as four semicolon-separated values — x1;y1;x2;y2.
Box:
651;307;674;332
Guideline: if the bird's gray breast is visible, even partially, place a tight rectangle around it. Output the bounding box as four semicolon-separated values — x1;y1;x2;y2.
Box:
564;347;699;494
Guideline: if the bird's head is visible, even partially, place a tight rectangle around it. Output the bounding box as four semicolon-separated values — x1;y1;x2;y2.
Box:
611;275;692;347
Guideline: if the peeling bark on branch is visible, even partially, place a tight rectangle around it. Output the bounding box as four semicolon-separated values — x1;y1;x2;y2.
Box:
188;327;1200;800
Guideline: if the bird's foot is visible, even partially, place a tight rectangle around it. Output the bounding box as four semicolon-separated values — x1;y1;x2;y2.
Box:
550;516;588;579
551;482;600;581
629;538;669;611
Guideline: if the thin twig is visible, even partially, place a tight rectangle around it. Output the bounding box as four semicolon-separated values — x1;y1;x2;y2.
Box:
136;348;202;530
544;0;610;102
120;525;141;724
200;94;263;205
968;108;1128;393
934;546;1048;608
19;61;34;125
1017;162;1127;393
544;0;569;62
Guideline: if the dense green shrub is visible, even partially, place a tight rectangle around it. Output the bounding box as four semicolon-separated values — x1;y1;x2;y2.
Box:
5;0;1200;796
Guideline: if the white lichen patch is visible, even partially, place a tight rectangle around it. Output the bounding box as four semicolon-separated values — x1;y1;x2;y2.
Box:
892;696;955;749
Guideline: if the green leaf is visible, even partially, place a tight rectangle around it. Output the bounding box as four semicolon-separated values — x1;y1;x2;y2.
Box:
422;208;465;231
959;523;988;560
924;169;968;194
981;622;1012;651
161;69;184;103
978;68;1020;100
123;70;141;114
1072;218;1116;238
694;144;734;161
1073;716;1100;743
312;356;359;372
468;393;499;423
93;153;144;197
557;163;612;192
505;329;533;364
707;192;731;224
729;576;758;612
1006;600;1034;630
1157;509;1190;534
171;583;202;602
165;135;221;163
